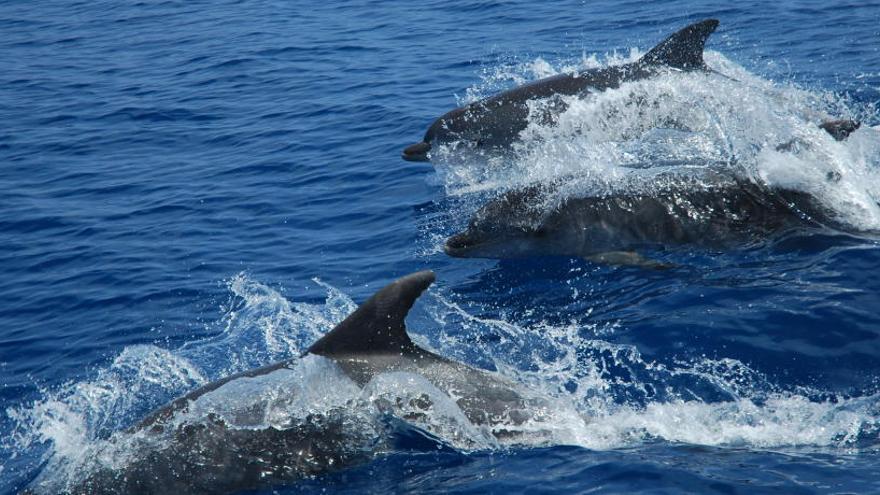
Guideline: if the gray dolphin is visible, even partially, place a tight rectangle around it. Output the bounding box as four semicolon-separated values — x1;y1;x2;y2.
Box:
55;271;549;494
402;19;720;161
443;171;855;266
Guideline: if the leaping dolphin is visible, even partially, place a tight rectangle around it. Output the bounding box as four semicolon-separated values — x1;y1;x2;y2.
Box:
402;19;720;161
51;271;554;495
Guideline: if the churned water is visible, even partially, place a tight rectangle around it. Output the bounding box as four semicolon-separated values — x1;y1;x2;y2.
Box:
2;0;880;493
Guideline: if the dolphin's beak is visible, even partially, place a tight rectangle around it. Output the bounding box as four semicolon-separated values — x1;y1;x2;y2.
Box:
444;232;474;257
402;142;431;162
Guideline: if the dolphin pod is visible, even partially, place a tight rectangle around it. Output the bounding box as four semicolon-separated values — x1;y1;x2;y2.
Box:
403;19;720;161
398;17;865;265
31;18;873;495
59;271;556;494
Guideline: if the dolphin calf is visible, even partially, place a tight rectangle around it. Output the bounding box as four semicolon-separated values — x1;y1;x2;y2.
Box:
53;271;552;495
402;19;720;161
443;171;857;266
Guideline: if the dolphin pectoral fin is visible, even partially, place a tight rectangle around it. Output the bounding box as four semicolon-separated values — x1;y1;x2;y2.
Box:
640;19;719;71
306;271;436;358
585;251;675;270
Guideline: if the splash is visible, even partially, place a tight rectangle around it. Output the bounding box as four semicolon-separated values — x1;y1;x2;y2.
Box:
4;274;879;493
2;274;357;493
432;50;880;232
423;293;880;451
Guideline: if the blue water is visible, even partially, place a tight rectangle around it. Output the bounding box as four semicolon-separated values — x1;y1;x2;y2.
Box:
2;0;880;493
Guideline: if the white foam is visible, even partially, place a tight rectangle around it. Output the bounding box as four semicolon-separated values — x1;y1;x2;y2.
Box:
582;393;880;450
422;295;880;451
433;51;880;231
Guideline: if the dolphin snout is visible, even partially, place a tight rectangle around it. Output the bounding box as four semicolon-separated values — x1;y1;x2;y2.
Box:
402;142;431;162
444;232;473;257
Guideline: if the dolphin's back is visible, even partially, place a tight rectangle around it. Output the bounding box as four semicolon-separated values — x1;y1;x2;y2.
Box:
544;179;824;254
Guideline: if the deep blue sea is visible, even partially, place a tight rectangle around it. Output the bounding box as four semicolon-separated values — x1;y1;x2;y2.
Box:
3;1;880;493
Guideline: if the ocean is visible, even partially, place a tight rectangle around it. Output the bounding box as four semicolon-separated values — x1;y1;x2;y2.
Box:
2;0;880;493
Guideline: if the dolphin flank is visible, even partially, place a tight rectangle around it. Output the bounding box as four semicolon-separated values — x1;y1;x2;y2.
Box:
443;171;866;266
402;19;720;162
50;271;551;495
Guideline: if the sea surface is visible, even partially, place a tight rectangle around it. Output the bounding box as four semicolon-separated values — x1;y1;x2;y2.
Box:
2;0;880;493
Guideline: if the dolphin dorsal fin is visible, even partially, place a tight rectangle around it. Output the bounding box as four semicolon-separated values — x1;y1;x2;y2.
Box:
639;19;719;70
306;270;435;357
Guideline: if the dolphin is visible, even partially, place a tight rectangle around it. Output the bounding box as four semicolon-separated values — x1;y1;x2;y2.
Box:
52;271;551;495
402;19;720;162
443;171;855;266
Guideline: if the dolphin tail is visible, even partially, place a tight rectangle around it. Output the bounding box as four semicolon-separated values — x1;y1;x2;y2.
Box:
306;270;435;357
639;19;719;70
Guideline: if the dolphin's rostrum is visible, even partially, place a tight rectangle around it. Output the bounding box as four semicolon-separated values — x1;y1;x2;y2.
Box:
54;271;553;495
403;19;720;161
